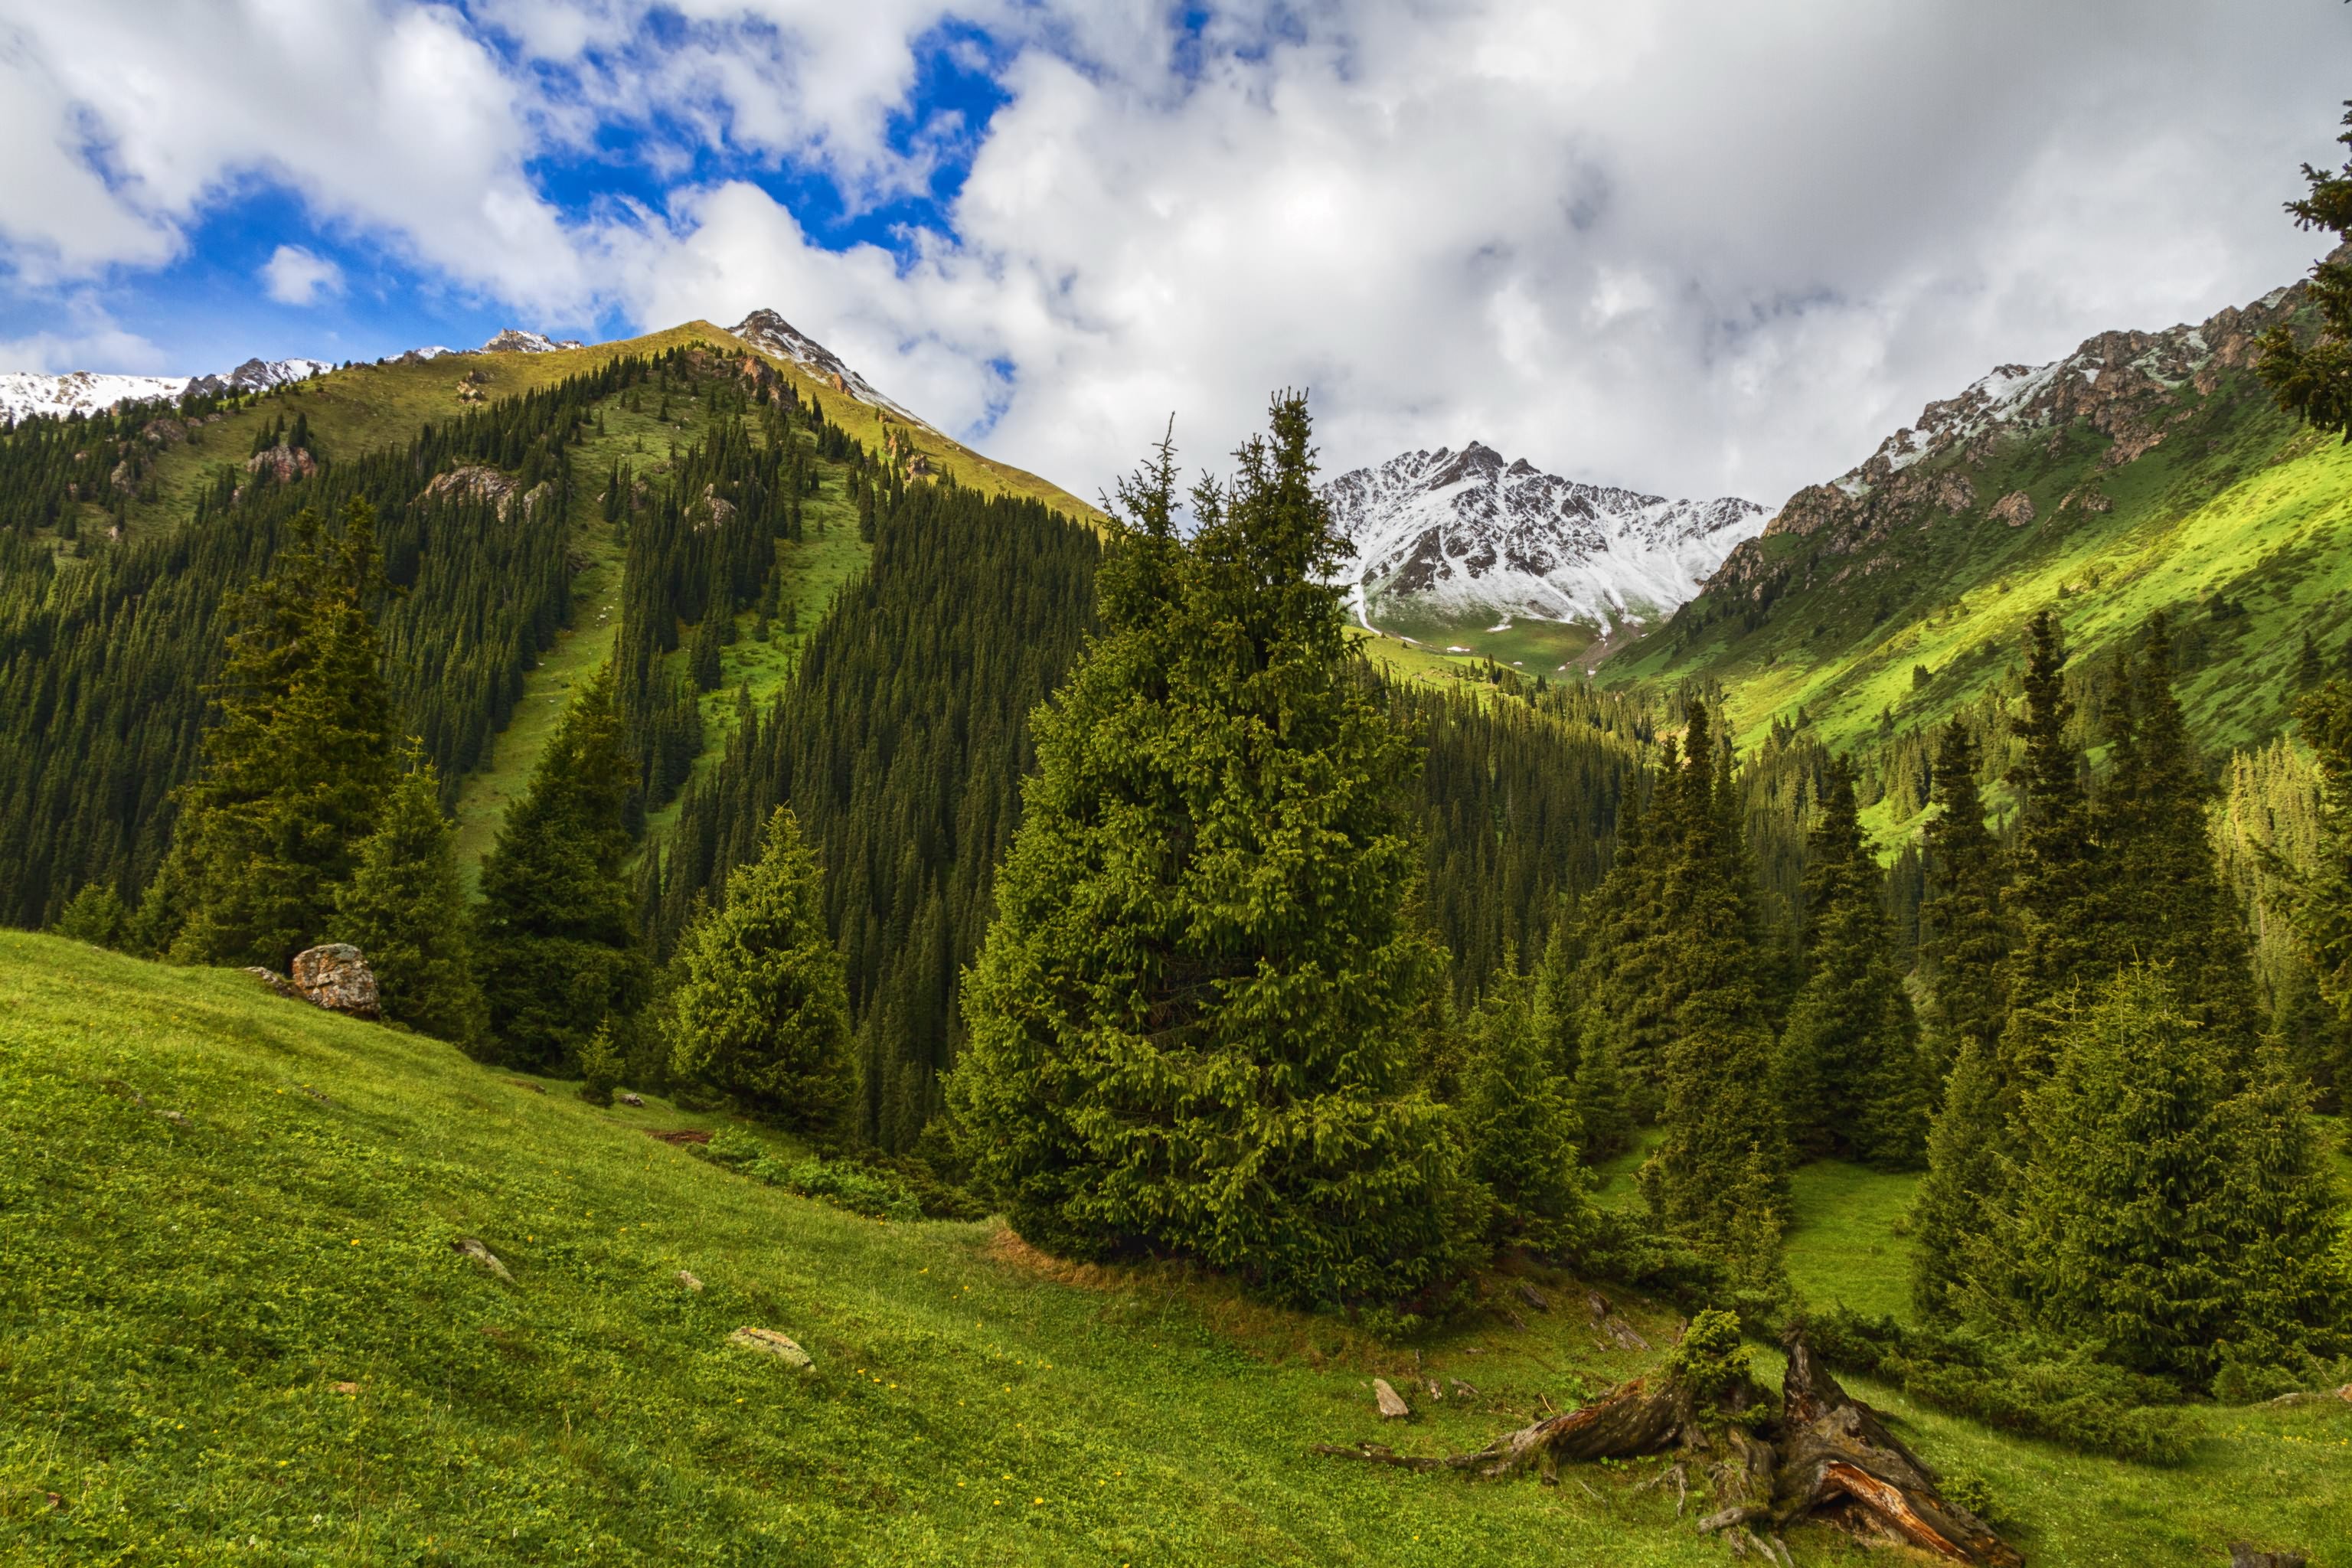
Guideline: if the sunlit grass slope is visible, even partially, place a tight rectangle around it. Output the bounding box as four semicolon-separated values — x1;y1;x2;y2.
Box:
6;931;2348;1566
1606;391;2352;759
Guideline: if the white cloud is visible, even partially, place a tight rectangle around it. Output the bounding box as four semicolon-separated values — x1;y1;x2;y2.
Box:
260;243;343;305
4;1;2347;509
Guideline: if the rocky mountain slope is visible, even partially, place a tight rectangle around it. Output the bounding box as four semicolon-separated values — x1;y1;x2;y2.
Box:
1603;270;2350;757
727;309;927;426
1324;442;1766;646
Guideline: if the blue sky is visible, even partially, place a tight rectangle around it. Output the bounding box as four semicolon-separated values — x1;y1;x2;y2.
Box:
2;1;2344;505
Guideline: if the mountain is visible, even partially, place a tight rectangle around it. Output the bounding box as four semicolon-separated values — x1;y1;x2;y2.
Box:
0;358;332;422
1325;440;1766;670
1602;269;2352;761
727;309;927;426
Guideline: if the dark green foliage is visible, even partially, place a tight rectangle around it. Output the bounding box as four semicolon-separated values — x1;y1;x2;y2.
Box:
1458;965;1594;1257
577;1020;622;1108
1909;1034;2006;1324
474;665;649;1072
1801;1308;2197;1465
2256;103;2352;439
651;482;1099;1149
2290;675;2352;1027
1918;718;2008;1093
702;1130;923;1222
1995;967;2346;1388
0;361;627;928
1774;756;1927;1166
159;501;397;970
950;403;1481;1312
1636;702;1791;1272
331;750;485;1045
665;807;852;1129
1996;609;2101;1096
49;884;129;949
1664;1307;1767;1427
2096;614;2263;1073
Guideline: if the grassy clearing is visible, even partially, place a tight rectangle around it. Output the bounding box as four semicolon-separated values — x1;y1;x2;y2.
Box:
1370;599;1601;676
9;936;2341;1563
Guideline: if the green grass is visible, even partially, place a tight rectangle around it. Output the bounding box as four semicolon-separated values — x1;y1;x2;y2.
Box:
1369;600;1600;678
1606;377;2352;762
5;932;2347;1565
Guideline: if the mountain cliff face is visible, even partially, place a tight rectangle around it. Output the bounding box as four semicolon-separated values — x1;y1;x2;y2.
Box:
1604;270;2347;757
1322;441;1766;635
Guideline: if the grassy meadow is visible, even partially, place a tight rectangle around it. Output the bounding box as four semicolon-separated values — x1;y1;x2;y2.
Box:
5;931;2347;1566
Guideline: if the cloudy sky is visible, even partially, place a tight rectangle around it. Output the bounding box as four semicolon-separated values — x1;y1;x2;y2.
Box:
2;1;2345;508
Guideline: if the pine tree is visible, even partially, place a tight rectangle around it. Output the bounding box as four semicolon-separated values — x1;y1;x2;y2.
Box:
162;501;397;969
1459;965;1594;1256
1908;1032;2006;1323
2288;674;2352;1028
2097;614;2263;1074
666;806;853;1128
1996;609;2099;1098
1573;778;1674;1119
331;747;485;1045
1917;718;2008;1094
1637;701;1791;1269
578;1019;622;1108
2256;101;2352;440
1774;756;1927;1166
2000;966;2347;1387
950;400;1481;1309
1539;914;1628;1161
474;665;649;1072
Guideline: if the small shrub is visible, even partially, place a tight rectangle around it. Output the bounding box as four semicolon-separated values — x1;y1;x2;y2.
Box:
1940;1469;2000;1522
703;1129;922;1222
577;1020;622;1108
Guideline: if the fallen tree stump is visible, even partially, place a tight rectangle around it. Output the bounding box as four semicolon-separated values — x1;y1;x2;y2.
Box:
1316;1321;2022;1566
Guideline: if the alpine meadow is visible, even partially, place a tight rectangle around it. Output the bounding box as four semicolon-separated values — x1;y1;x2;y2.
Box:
4;8;2352;1566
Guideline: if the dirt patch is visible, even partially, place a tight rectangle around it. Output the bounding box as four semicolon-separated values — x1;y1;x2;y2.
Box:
646;1128;712;1145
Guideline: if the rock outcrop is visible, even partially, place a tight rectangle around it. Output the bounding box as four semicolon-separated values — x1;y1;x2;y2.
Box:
290;943;380;1019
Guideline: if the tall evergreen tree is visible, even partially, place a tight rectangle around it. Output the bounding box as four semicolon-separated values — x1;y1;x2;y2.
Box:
1996;610;2099;1099
951;401;1481;1310
332;747;485;1045
1637;701;1791;1270
2288;673;2352;1029
1917;718;2008;1094
1774;756;1927;1166
2097;613;2263;1074
1908;1031;2006;1324
474;665;649;1071
1459;964;1595;1257
162;500;396;969
2256;101;2352;440
666;807;854;1128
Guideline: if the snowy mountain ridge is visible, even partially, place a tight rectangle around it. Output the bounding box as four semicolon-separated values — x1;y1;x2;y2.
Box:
0;357;334;423
726;310;928;426
1322;441;1768;633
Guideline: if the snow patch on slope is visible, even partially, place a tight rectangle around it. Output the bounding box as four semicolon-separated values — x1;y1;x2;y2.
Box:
1323;442;1767;631
727;309;929;426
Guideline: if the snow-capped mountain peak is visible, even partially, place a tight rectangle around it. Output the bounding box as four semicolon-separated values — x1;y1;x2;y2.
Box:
479;328;584;354
727;309;927;426
1322;442;1767;632
0;358;334;423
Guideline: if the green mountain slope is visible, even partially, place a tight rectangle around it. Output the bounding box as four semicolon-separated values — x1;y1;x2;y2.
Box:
1604;275;2352;761
5;932;2347;1565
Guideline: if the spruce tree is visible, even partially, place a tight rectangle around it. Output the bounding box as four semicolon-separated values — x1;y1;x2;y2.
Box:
1637;701;1791;1269
1908;1032;2006;1323
1773;756;1927;1166
1917;718;2008;1094
2097;614;2263;1074
2256;101;2352;440
331;748;485;1045
2289;674;2352;1027
1459;965;1594;1257
51;885;131;950
163;500;397;969
475;665;649;1072
1996;609;2099;1098
2001;965;2347;1387
950;400;1481;1310
1572;778;1674;1119
666;806;853;1129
